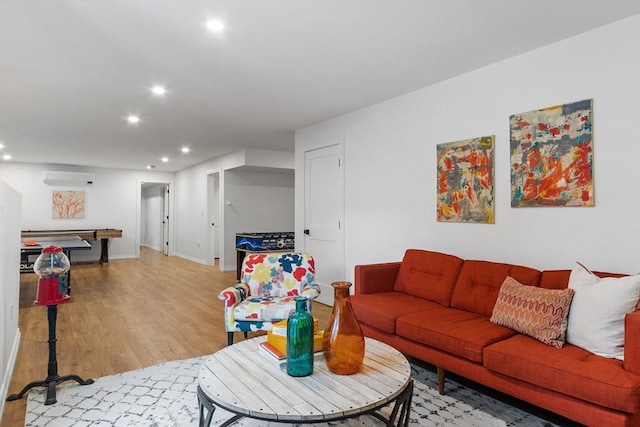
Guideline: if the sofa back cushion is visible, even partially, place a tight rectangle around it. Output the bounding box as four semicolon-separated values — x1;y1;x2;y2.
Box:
393;249;464;306
451;260;540;317
540;269;627;290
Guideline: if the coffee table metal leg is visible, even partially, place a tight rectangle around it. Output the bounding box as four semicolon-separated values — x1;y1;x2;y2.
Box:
370;379;414;427
197;385;243;427
219;415;243;427
197;385;215;427
391;379;413;427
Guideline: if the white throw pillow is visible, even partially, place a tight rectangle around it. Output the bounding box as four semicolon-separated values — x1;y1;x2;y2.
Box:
566;263;640;360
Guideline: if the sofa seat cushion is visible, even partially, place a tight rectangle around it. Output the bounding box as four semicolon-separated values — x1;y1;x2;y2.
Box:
484;334;640;414
396;306;516;362
351;292;442;334
393;249;464;306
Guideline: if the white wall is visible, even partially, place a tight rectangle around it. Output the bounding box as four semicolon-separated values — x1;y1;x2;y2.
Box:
0;181;21;411
174;160;210;263
223;170;295;270
0;162;175;261
175;148;294;270
295;15;640;277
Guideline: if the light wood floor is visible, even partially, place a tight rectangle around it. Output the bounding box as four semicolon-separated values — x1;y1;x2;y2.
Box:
1;247;332;427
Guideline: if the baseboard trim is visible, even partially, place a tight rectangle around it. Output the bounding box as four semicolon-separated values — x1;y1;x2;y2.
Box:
0;328;21;422
315;282;334;306
174;252;211;266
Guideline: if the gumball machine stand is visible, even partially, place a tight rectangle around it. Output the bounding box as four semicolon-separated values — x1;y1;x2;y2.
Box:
6;246;94;405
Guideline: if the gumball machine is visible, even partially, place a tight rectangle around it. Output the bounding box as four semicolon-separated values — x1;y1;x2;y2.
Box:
34;246;71;306
6;246;93;405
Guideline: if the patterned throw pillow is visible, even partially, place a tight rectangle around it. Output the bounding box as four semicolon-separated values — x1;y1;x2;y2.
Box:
490;276;574;348
566;263;640;360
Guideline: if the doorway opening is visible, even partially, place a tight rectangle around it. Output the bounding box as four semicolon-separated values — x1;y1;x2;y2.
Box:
140;182;170;255
207;172;222;269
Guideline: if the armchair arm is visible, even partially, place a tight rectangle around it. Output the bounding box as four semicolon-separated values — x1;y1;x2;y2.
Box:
624;310;640;375
301;282;321;300
354;262;401;294
218;283;250;306
218;283;250;332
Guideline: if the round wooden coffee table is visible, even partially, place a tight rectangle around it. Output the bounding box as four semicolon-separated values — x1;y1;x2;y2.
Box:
197;336;413;426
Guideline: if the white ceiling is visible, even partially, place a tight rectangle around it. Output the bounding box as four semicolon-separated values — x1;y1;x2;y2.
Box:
1;1;638;172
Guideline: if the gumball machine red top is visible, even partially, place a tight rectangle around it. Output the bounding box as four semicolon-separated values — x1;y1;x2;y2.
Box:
34;246;71;306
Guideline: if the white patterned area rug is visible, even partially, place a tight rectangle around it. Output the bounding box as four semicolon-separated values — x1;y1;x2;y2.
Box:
25;356;559;427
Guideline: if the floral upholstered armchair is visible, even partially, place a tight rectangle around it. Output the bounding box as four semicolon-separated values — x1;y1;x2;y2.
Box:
219;252;320;346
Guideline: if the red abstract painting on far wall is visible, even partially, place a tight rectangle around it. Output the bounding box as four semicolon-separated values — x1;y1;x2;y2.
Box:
437;135;495;223
510;99;593;207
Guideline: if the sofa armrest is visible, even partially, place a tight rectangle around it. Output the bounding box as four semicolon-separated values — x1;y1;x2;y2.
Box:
354;262;401;294
624;310;640;375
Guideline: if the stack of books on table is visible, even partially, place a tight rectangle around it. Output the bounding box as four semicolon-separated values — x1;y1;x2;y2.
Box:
258;318;324;368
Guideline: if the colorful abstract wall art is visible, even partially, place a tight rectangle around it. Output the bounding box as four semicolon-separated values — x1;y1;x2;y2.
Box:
52;191;85;218
437;135;494;223
510;99;593;207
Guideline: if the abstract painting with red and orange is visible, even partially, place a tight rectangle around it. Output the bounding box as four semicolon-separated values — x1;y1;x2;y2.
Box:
437;135;494;223
510;99;593;207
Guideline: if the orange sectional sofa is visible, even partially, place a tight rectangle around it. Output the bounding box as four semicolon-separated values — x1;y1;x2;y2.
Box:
351;249;640;427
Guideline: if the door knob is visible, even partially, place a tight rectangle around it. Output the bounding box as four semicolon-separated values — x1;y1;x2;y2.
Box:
303;229;310;235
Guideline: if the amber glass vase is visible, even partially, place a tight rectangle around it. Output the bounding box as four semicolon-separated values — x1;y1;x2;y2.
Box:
322;281;365;375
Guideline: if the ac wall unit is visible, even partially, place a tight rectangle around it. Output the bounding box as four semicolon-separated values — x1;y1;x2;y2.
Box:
43;171;95;186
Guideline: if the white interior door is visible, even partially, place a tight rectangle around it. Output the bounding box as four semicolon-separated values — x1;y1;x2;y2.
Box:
162;186;169;256
304;143;344;306
209;173;221;262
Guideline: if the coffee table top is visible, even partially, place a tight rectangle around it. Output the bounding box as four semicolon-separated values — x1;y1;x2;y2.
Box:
198;336;411;423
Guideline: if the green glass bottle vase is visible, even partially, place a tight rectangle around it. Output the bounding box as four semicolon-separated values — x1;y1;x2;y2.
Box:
322;281;365;375
286;296;314;377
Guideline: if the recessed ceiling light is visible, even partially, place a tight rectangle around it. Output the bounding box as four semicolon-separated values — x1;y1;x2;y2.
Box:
161;157;169;162
206;19;224;33
181;146;190;153
0;143;4;149
150;85;167;96
127;115;141;124
2;154;12;160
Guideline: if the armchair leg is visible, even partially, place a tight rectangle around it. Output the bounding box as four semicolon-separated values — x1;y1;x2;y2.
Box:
227;331;248;346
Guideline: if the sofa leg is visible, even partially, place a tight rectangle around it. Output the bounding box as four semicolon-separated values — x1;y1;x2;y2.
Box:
227;332;234;346
437;366;445;395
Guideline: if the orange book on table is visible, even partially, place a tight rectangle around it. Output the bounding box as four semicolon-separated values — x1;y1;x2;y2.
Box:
259;341;286;360
267;318;323;355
